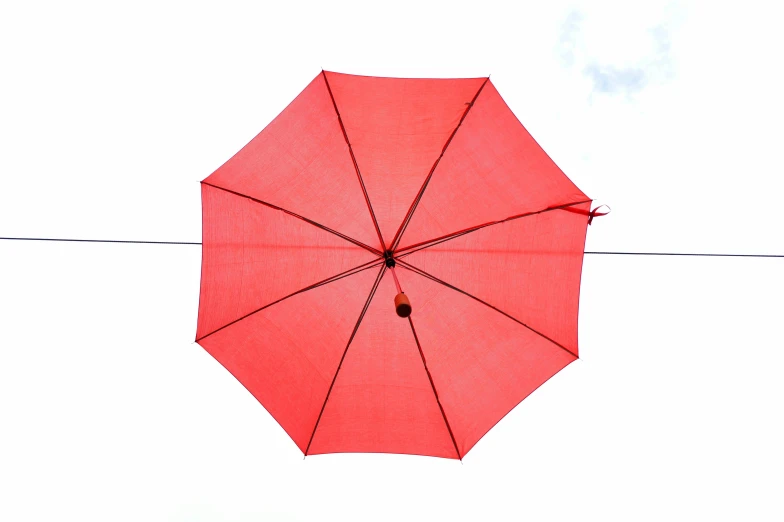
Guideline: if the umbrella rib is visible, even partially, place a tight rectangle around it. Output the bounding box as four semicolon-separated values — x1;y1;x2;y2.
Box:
397;259;578;359
321;71;387;250
201;181;382;256
305;264;387;456
388;77;489;252
395;200;593;259
195;259;384;343
407;316;462;460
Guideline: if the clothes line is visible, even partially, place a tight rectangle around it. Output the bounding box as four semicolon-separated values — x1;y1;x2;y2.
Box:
2;237;783;258
584;251;784;258
0;237;200;245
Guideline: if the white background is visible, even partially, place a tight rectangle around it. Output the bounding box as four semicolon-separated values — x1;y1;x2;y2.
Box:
1;1;783;520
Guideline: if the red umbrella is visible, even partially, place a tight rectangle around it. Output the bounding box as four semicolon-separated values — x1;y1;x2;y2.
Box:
196;71;595;459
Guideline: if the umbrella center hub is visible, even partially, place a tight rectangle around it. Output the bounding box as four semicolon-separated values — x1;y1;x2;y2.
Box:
383;250;396;268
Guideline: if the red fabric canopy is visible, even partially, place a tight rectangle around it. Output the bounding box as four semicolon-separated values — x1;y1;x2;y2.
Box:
197;71;592;459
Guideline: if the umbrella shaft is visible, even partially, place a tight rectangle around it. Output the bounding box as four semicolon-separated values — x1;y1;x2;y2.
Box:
390;266;402;293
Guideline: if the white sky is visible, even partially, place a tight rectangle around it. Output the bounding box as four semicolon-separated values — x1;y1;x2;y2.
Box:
1;1;783;521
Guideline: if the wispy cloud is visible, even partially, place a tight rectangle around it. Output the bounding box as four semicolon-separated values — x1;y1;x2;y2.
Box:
582;64;647;95
558;9;675;97
558;10;584;67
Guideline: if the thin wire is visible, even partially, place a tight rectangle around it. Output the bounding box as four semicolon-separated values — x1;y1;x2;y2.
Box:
585;251;784;258
1;237;782;258
0;237;201;245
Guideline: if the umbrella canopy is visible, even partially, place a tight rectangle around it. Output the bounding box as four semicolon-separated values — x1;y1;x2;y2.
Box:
196;71;593;459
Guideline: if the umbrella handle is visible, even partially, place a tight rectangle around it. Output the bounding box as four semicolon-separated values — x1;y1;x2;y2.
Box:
394;292;412;318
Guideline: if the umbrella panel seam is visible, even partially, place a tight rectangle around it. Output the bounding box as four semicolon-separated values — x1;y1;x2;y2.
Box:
396;259;578;359
407;315;462;460
304;264;387;456
202;181;382;255
196;259;384;343
389;78;489;252
321;71;387;251
465;357;578;456
395;199;593;258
